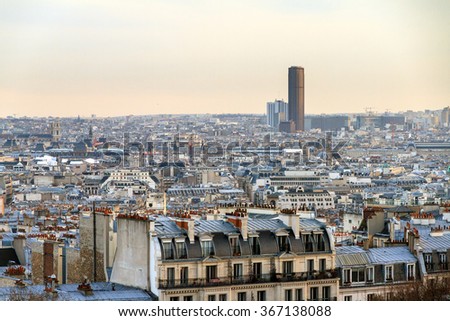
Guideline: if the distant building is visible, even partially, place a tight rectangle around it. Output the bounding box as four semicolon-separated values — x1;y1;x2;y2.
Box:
288;66;305;131
50;119;62;142
279;120;295;134
278;189;335;210
441;107;450;127
305;115;350;131
266;100;288;130
355;114;405;129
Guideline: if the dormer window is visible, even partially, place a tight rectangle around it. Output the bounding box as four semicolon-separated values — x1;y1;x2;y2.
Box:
201;240;215;257
317;234;326;251
176;240;187;259
385;265;393;282
303;234;314;252
277;235;291;252
229;237;241;256
249;236;261;255
162;240;174;260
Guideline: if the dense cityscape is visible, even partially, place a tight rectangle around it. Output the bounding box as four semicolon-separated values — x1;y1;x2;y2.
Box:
0;66;449;301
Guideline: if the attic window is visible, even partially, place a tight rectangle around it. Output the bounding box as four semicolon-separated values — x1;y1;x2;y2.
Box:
317;234;326;251
162;241;174;260
201;240;215;257
229;237;241;256
303;234;314;252
249;236;261;255
277;235;291;253
175;240;187;259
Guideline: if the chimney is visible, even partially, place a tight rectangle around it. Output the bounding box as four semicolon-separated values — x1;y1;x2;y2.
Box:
389;220;395;241
226;209;248;241
187;220;195;244
174;214;195;244
363;238;370;250
278;210;300;239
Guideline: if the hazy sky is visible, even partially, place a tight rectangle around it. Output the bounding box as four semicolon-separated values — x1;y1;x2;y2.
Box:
1;0;449;117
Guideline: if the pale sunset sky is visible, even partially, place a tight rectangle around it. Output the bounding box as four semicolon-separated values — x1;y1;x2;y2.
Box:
0;0;449;117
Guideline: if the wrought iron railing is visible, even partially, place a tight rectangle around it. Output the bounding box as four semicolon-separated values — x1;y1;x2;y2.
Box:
158;270;338;289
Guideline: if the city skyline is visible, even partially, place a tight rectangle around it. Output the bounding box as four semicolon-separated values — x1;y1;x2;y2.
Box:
1;1;449;117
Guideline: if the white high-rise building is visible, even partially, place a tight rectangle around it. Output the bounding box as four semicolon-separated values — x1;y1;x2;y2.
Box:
266;99;288;130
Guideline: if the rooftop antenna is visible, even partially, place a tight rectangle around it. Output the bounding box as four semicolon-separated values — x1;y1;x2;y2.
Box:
365;107;374;115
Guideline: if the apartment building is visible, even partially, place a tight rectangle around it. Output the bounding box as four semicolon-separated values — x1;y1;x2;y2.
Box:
111;209;339;301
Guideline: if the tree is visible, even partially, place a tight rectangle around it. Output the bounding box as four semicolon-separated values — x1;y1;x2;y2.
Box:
371;277;450;301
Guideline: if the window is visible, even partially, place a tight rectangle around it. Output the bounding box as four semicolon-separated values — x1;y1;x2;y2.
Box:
295;289;303;301
219;294;227;301
233;263;243;280
344;295;352;301
317;234;326;251
440;253;448;268
176;241;187;259
277;235;290;252
205;265;217;282
385;265;393;281
283;261;294;276
201;240;214;257
249;237;260;255
285;289;292;301
230;237;241;256
309;287;319;301
343;269;351;284
253;262;262;279
257;290;266;301
170;296;179;301
351;268;365;283
322;286;331;301
366;267;374;282
319;259;326;272
183;296;193;301
303;234;313;252
180;267;189;285
208;295;216;301
367;294;375;301
237;292;247;301
162;241;174;260
167;267;175;287
407;264;415;280
307;259;314;274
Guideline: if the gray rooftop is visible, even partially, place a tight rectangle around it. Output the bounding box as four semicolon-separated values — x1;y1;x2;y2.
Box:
0;282;154;301
336;245;416;267
419;233;450;253
368;247;416;264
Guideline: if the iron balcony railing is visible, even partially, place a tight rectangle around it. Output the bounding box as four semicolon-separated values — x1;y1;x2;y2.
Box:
307;297;337;301
158;270;338;289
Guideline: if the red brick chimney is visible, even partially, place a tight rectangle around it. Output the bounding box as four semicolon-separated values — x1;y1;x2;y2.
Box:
174;213;195;244
226;209;248;241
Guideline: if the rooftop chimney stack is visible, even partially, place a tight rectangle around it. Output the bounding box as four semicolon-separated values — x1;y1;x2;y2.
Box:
174;213;195;244
278;210;300;239
226;209;248;241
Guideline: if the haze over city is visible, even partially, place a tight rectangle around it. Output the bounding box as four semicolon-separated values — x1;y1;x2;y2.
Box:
1;0;449;117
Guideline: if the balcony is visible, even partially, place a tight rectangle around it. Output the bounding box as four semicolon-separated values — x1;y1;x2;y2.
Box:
158;270;338;289
307;297;338;301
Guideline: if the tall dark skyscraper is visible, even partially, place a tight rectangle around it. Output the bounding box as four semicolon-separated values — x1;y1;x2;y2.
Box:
288;66;305;131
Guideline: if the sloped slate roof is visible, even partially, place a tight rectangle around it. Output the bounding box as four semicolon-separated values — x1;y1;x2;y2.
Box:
336;246;370;267
368;247;416;264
